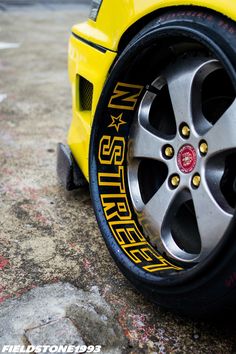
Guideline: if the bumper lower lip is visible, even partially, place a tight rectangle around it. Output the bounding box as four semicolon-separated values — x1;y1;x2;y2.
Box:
57;143;87;191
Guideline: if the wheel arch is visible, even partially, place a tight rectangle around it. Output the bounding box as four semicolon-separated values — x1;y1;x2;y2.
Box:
117;4;236;52
73;0;236;52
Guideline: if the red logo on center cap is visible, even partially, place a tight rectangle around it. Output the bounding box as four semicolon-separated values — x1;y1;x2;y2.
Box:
177;144;197;173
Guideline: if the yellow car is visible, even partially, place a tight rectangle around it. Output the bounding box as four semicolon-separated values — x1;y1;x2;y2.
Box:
57;0;236;316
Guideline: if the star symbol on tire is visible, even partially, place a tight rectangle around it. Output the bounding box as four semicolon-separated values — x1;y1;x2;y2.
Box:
108;113;126;132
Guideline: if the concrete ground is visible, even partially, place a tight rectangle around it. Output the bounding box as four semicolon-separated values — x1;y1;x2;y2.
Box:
1;3;236;353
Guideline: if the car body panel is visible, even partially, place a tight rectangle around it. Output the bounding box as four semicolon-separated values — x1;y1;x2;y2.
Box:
68;0;236;181
72;0;236;51
68;35;116;179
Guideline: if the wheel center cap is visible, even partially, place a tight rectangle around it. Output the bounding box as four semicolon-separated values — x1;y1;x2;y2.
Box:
177;144;197;173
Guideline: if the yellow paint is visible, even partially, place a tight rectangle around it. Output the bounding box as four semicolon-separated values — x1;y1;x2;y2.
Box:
67;35;116;180
72;0;236;51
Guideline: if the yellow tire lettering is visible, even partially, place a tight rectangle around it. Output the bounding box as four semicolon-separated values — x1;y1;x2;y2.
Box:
101;194;131;221
143;260;182;272
108;82;144;111
98;166;125;193
98;136;125;166
98;132;183;272
109;220;146;245
123;244;182;270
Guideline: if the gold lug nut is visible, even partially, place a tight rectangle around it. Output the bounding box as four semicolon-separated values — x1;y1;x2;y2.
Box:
192;175;201;188
171;175;180;188
199;142;208;155
181;125;190;138
164;146;174;158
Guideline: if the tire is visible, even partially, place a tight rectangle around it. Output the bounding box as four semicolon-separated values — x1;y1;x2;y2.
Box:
89;8;236;317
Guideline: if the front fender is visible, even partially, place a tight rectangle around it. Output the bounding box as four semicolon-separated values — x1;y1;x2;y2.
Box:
72;0;236;51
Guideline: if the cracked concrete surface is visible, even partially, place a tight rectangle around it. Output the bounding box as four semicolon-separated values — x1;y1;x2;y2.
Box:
0;3;236;354
0;283;125;353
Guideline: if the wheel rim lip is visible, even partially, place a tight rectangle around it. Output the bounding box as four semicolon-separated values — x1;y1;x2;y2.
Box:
89;21;236;285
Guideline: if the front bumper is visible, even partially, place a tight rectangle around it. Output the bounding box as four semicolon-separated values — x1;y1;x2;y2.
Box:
67;32;117;181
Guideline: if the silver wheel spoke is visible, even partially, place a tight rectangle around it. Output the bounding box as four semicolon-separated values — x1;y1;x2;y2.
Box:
131;120;167;160
166;59;220;128
191;182;232;258
131;90;169;160
141;182;178;237
205;99;236;156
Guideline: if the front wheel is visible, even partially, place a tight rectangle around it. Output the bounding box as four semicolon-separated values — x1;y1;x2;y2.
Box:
89;9;236;316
